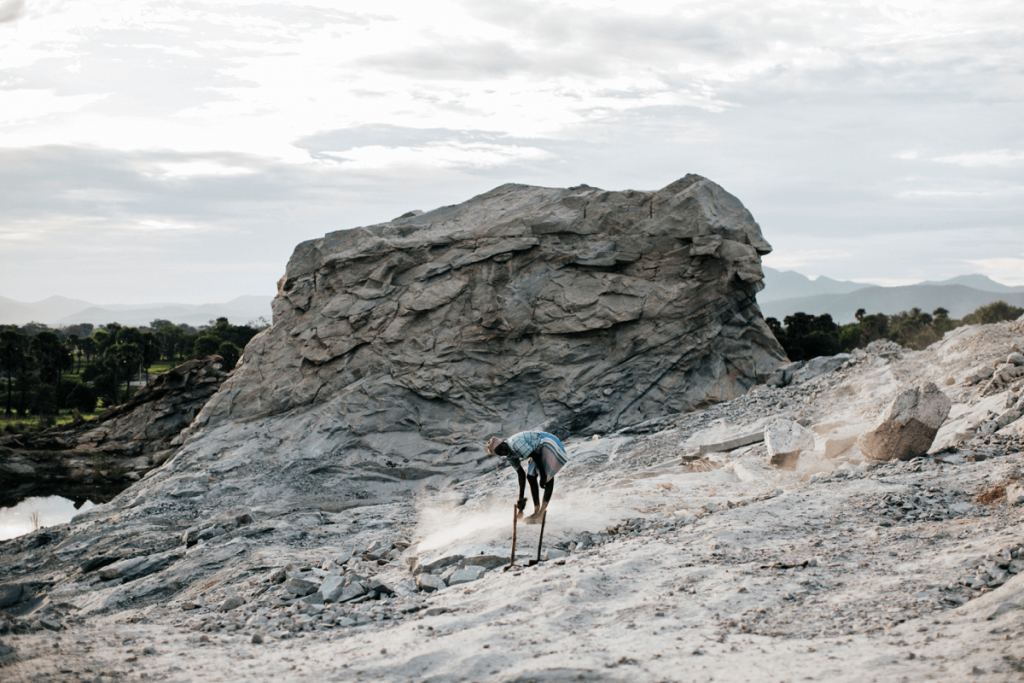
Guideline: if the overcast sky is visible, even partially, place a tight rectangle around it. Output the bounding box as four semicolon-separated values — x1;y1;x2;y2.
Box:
1;0;1022;304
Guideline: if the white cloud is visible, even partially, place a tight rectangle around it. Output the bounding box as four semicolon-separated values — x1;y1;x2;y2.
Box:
0;0;24;24
149;161;256;179
134;220;199;231
0;90;108;126
762;249;856;271
321;142;554;170
932;149;1024;168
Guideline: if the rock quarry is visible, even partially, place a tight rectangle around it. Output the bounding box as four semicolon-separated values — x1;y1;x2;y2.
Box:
2;177;1024;682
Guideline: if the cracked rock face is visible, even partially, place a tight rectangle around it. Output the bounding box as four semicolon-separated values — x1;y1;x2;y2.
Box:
191;175;785;453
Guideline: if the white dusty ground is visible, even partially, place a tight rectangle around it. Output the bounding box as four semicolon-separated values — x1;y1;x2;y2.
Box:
4;319;1024;682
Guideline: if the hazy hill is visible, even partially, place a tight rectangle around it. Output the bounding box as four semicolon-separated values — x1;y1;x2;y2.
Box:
0;295;273;328
760;267;870;302
760;284;1024;324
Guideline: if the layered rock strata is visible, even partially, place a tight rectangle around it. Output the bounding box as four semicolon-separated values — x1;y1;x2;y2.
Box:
190;175;785;450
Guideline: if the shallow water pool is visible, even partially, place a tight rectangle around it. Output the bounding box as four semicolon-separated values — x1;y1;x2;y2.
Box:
0;496;96;541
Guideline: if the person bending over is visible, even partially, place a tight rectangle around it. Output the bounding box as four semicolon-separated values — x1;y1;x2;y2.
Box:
487;431;568;524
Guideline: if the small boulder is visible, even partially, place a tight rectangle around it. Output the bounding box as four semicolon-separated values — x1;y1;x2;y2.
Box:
415;574;446;592
38;618;61;632
284;577;319;597
335;583;366;604
1008;352;1024;367
447;566;485;586
319;575;346;603
0;584;25;609
765;420;815;470
218;596;244;612
412;554;464;576
857;383;951;461
463;555;508;571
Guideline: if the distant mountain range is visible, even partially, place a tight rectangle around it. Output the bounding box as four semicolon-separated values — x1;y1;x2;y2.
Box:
760;268;1024;324
4;269;1022;329
0;295;274;328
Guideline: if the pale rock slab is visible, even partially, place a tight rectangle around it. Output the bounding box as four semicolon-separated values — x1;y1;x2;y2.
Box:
765;420;815;470
857;383;952;461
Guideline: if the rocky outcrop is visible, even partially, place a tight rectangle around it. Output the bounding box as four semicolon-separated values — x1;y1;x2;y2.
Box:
189;175;784;447
858;383;952;461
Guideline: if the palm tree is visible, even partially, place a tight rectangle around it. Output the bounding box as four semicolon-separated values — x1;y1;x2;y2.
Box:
30;331;71;397
0;330;25;415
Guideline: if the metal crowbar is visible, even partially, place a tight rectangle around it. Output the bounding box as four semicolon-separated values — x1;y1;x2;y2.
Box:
503;502;518;572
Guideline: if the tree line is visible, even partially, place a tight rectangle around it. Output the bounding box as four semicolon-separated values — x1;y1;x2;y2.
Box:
1;317;265;425
767;300;1024;362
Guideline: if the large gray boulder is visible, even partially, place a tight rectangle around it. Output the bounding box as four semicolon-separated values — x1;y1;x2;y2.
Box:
857;383;952;461
187;175;784;450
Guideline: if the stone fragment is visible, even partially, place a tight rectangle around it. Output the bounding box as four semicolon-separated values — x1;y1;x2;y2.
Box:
319;575;346;602
0;584;24;608
697;430;764;456
1008;352;1024;366
366;579;394;596
38;618;61;631
97;549;180;582
252;633;264;644
447;566;485;586
463;555;509;571
416;574;446;592
823;435;858;459
963;364;995;384
413;555;464;576
865;339;903;359
284;577;319;597
858;384;952;461
791;354;851;384
218;596;244;612
335;584;366;604
765;420;815;470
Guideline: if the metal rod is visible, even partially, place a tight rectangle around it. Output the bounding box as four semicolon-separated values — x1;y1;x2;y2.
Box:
507;503;518;571
536;509;547;563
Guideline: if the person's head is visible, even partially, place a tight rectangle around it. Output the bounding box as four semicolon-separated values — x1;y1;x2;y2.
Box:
486;437;510;457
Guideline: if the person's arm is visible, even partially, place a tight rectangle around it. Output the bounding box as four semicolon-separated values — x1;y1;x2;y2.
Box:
513;461;527;510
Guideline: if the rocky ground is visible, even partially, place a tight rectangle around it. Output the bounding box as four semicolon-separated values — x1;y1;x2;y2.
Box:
2;317;1023;681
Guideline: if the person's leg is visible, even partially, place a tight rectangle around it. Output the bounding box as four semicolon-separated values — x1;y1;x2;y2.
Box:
525;477;554;523
541;477;554;509
527;473;540;510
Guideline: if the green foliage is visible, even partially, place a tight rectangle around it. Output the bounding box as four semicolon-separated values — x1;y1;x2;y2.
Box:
770;300;1023;359
30;384;57;417
766;313;841;361
962;301;1024;325
64;382;98;413
217;341;241;369
193;335;222;358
